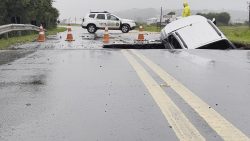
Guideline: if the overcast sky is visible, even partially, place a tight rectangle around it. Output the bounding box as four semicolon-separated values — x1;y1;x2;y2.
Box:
53;0;249;20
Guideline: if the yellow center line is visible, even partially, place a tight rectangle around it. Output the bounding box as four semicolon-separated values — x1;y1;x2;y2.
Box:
130;49;250;141
122;50;205;141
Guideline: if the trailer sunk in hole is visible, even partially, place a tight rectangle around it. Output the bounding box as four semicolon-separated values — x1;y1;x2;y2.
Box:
160;15;236;49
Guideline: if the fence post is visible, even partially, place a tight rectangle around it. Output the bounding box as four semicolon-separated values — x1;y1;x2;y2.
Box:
18;31;22;36
5;32;8;39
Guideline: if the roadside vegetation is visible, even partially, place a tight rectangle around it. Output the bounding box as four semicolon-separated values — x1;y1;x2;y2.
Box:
197;12;231;25
219;26;250;46
0;0;61;50
136;24;162;32
197;12;250;47
0;27;67;50
59;24;81;27
46;27;67;35
0;0;59;28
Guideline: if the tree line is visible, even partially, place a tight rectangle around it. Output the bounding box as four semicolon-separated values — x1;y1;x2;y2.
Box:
197;12;231;25
0;0;59;28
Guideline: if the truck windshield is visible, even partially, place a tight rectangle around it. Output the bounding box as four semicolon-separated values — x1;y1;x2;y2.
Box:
168;35;183;49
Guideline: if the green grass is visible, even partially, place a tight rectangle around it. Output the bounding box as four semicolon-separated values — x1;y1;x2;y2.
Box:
136;24;162;32
219;26;250;45
46;27;67;35
0;27;67;50
0;34;37;50
58;24;81;27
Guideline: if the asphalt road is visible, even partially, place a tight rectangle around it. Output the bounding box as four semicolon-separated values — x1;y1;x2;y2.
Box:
0;26;249;141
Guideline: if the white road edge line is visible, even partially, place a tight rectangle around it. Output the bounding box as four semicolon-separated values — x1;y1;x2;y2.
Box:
131;49;249;141
122;50;205;141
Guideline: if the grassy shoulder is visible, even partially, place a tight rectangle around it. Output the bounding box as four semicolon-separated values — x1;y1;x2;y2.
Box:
58;24;81;27
0;27;67;50
219;26;250;46
136;24;162;32
46;27;67;35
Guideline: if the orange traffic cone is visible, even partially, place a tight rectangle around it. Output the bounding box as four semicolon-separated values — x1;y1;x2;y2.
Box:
137;26;145;41
37;25;45;42
103;27;110;44
65;24;75;41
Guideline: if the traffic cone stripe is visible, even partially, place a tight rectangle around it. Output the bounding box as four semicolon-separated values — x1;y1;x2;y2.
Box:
65;25;75;41
37;25;45;42
137;26;145;41
103;27;110;44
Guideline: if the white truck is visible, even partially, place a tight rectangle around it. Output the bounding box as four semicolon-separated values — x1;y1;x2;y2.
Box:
160;15;235;49
82;11;136;34
104;15;236;50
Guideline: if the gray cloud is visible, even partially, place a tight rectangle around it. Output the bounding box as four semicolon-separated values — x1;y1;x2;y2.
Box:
54;0;249;19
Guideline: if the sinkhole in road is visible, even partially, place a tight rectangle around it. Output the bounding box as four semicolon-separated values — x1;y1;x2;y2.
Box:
103;43;165;49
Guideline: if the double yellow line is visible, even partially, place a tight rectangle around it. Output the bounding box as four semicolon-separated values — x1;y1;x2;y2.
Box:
122;49;249;141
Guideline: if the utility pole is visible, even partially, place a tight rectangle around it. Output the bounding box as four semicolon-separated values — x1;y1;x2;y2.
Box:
159;7;163;31
248;2;250;27
68;17;71;24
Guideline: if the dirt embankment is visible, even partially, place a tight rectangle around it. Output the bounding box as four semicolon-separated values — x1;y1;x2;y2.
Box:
233;42;250;50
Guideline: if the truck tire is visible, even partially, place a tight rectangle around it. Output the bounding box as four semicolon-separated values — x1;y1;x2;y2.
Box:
121;24;130;33
87;24;97;33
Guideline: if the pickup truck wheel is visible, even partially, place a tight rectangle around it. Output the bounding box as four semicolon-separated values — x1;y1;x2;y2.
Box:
87;24;97;33
121;25;130;33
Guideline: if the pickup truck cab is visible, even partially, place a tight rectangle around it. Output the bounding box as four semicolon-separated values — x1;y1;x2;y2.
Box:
160;15;235;49
82;11;136;33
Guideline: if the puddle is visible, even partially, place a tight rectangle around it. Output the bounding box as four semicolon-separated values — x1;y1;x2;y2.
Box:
81;33;97;40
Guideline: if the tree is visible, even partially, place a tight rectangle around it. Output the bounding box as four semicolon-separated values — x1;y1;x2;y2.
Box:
197;12;231;25
0;0;59;28
167;12;176;16
217;12;230;25
0;0;8;25
5;0;29;24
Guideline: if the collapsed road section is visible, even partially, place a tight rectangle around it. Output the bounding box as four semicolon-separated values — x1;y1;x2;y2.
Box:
103;42;165;49
103;15;236;50
0;25;249;141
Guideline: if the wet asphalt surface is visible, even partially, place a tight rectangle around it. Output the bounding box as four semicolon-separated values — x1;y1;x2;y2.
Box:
0;26;249;141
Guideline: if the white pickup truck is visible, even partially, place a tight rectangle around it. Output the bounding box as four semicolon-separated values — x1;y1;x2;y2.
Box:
160;15;235;49
82;11;136;34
